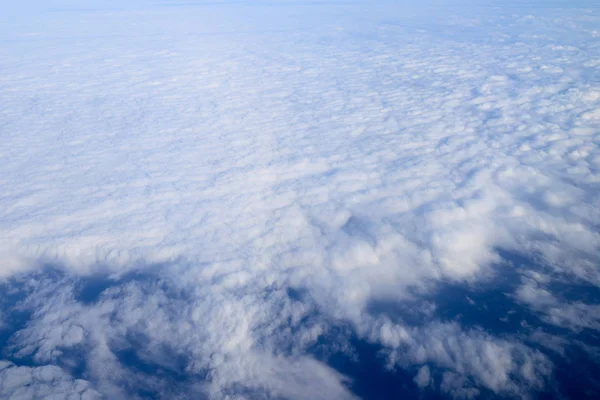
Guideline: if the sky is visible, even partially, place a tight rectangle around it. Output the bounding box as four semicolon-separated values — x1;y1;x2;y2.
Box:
0;0;599;399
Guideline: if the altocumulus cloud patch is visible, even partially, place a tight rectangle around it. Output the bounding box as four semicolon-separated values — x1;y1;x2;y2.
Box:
0;0;599;399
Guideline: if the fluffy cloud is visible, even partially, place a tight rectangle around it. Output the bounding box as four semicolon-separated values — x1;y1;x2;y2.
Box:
0;361;101;400
0;0;599;398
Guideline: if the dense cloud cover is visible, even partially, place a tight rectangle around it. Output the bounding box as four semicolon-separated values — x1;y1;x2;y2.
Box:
0;0;599;398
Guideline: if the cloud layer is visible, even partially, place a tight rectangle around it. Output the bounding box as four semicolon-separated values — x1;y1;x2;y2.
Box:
0;0;599;398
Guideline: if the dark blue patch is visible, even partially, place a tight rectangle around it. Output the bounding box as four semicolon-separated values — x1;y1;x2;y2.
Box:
319;335;423;399
74;275;116;304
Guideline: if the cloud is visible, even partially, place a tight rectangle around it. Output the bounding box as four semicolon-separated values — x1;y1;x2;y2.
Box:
0;361;101;400
0;265;554;399
366;319;551;396
414;365;431;388
515;277;600;332
0;0;599;398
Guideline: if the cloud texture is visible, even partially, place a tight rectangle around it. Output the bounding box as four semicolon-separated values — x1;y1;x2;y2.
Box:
0;0;599;398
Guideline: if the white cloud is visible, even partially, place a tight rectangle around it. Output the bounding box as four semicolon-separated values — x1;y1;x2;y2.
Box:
365;319;551;396
414;365;431;388
0;0;599;398
0;361;101;400
515;277;600;332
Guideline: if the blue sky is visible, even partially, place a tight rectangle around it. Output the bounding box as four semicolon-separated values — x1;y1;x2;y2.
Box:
0;0;599;399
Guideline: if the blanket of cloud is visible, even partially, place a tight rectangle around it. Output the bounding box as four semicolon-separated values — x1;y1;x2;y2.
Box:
1;0;600;398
